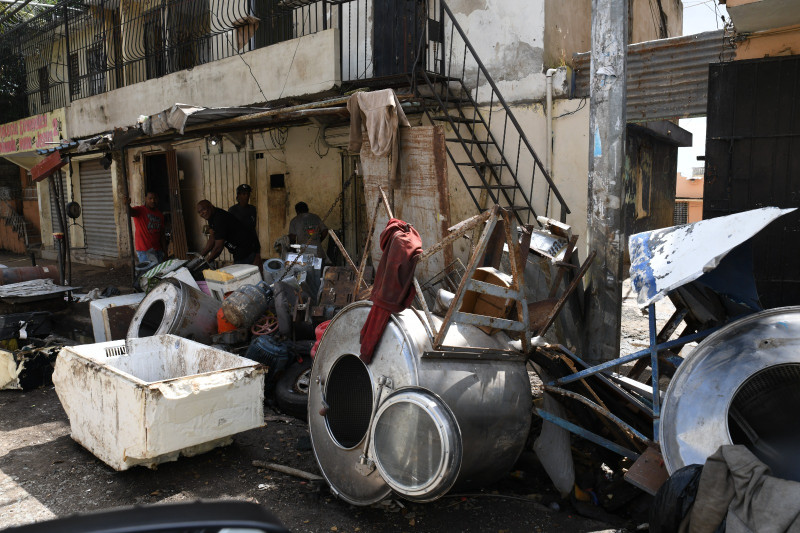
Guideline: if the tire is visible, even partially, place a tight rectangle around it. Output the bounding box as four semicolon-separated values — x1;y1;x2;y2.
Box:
275;358;312;420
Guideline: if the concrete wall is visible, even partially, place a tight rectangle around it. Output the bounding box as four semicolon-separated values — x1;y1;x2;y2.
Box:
630;0;683;43
440;99;591;255
734;24;800;60
66;28;341;139
676;172;703;199
450;0;682;104
544;0;590;69
448;0;547;102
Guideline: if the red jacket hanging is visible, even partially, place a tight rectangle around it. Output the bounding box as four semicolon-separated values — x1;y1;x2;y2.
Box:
359;218;422;363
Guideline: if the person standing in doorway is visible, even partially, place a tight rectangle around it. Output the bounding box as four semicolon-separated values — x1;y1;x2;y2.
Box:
288;201;328;257
197;199;261;266
125;191;167;264
229;183;257;229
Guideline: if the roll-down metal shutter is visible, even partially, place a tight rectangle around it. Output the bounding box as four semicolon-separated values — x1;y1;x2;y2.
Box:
79;159;118;257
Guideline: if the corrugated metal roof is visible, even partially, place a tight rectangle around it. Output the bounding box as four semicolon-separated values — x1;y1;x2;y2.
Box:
573;30;735;122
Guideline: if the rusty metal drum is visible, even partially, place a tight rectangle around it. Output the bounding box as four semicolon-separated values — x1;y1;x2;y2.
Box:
0;266;59;285
308;302;532;505
127;278;221;344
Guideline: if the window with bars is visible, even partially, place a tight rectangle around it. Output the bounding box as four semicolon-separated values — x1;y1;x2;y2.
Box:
674;201;688;225
38;66;49;105
68;53;80;97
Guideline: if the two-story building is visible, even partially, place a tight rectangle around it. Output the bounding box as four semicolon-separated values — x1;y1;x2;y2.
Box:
0;0;684;273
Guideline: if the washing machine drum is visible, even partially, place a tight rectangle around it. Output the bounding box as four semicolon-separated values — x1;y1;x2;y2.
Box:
370;388;462;502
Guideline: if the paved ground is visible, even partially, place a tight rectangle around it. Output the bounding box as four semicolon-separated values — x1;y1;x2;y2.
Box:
0;251;669;532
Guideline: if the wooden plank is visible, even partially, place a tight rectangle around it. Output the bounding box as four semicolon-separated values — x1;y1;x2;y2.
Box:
360;126;453;285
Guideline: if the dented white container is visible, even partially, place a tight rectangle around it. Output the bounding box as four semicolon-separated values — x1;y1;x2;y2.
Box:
53;334;265;471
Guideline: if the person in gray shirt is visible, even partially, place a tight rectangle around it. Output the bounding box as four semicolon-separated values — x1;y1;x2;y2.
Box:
288;202;327;257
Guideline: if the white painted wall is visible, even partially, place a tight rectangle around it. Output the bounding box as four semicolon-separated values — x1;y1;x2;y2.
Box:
448;0;547;103
442;98;590;255
66;29;341;139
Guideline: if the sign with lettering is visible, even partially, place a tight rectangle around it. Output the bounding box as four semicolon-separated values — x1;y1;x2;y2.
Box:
0;109;66;156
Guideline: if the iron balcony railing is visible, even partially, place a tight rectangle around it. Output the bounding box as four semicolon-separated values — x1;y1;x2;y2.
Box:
0;0;337;118
0;0;570;222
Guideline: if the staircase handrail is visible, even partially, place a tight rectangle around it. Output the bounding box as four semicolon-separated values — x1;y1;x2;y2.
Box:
438;1;570;218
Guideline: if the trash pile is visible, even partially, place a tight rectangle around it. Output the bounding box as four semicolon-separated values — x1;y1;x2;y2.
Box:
4;202;800;529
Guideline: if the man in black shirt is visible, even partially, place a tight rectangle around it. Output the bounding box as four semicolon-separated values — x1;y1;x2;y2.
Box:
197;199;261;265
228;183;257;229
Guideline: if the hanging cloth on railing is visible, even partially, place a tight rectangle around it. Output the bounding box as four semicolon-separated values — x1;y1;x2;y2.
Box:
359;218;422;364
347;89;410;189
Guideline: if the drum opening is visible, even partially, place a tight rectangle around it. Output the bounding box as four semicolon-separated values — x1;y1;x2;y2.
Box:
137;299;166;337
326;354;373;449
728;363;800;481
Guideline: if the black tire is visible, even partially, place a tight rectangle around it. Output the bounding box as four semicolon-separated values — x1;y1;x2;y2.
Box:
275;358;312;420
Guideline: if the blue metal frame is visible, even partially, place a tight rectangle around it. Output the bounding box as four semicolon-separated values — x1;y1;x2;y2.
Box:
536;302;725;457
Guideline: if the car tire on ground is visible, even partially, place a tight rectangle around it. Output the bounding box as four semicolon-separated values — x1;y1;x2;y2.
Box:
275;358;312;420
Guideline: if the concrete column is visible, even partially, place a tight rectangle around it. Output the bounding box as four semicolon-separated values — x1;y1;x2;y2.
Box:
586;0;627;362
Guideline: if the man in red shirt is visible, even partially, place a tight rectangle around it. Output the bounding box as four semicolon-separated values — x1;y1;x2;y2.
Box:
125;191;167;264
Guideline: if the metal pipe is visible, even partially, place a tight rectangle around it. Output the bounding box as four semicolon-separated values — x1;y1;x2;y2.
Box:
117;149;136;282
545;68;557;180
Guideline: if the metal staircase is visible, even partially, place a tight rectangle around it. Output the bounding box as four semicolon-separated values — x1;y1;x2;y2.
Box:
0;192;41;253
413;1;570;226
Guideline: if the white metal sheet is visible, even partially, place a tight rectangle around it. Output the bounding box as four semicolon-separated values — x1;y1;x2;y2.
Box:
628;207;797;308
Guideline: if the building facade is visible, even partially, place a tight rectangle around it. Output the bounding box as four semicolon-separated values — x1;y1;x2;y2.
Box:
0;0;683;268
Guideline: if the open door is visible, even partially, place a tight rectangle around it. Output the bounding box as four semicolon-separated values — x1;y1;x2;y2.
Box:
166;150;188;259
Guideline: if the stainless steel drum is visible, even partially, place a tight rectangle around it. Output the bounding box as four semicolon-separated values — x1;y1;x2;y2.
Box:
661;306;800;480
308;302;532;505
127;278;221;344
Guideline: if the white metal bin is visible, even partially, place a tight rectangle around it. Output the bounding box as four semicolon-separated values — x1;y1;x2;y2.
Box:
53;335;265;471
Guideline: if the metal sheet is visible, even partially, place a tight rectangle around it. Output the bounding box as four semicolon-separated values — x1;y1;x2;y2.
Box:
573;30;734;122
0;279;79;302
705;56;800;308
660;307;800;477
628;207;796;308
79;159;118;258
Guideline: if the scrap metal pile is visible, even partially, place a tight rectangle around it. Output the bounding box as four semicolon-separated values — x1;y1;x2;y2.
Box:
6;200;800;524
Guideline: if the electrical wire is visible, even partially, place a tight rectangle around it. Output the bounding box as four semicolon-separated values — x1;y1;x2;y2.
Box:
554;98;587;119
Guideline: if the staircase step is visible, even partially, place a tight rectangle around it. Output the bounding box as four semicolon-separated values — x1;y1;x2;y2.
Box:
432;116;481;124
468;184;518;190
455;161;506;168
446;138;492;144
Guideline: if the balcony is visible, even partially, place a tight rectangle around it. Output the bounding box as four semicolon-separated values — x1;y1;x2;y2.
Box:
0;0;440;134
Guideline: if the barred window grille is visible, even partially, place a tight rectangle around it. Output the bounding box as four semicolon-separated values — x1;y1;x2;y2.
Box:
674;201;688;225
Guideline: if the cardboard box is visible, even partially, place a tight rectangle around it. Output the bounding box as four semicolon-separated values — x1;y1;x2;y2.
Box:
458;267;514;334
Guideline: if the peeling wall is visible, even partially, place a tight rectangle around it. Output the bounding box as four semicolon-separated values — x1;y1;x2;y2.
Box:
734;24;800;60
447;0;547;102
450;0;682;104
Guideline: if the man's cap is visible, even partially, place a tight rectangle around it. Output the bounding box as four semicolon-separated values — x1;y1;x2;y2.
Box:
237;184;252;193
